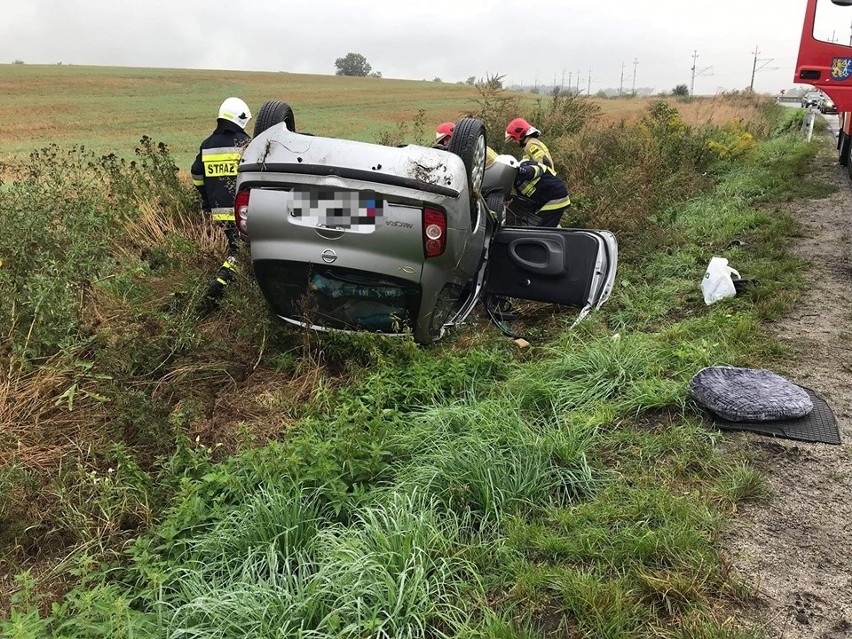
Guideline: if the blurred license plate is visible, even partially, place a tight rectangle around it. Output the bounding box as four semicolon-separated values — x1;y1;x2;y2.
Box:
288;189;383;234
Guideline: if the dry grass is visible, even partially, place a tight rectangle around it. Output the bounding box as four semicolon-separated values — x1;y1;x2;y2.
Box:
0;346;110;475
117;197;223;263
599;94;773;130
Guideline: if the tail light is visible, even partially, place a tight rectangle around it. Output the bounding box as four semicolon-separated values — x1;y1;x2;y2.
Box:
423;207;446;258
235;189;251;238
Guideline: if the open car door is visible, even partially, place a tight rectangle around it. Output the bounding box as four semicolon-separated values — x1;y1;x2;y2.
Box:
484;227;617;311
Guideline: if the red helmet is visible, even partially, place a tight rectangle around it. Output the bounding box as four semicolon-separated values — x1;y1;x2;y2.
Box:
435;121;455;144
505;117;540;142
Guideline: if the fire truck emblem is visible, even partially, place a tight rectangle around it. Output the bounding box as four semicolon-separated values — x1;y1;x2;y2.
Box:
831;58;852;80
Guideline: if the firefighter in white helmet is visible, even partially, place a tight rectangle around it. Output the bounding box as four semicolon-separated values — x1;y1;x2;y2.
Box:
190;97;252;304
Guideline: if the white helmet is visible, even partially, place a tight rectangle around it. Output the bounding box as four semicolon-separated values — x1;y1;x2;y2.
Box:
218;97;252;130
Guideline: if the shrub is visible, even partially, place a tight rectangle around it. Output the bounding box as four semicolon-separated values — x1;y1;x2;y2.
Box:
0;138;198;360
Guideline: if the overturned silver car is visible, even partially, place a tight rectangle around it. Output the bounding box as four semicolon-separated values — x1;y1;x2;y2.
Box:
234;100;618;344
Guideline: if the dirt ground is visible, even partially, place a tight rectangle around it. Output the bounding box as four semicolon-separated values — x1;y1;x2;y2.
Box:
726;124;852;639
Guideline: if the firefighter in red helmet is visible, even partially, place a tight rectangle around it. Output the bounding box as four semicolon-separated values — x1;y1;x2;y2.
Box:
503;118;570;227
505;117;554;170
434;121;455;148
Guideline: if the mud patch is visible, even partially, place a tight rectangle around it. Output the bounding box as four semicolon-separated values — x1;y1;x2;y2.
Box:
407;157;451;186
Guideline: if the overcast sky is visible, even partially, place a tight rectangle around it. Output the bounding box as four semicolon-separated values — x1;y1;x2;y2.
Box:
1;0;849;94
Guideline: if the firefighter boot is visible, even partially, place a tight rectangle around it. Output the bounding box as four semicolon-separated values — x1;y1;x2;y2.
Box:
203;255;239;307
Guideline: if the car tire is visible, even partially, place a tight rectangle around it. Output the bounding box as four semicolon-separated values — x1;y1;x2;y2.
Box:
840;133;851;167
253;100;296;137
485;191;506;223
448;118;487;223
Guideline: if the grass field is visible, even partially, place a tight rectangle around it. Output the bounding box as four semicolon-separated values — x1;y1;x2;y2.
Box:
0;65;818;638
0;64;490;171
0;63;734;174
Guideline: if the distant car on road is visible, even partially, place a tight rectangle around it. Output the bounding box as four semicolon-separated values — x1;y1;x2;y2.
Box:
233;100;618;344
802;91;822;108
819;94;838;114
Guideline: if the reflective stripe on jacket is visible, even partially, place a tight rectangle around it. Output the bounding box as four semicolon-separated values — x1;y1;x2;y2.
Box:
190;119;251;223
522;137;555;171
485;146;498;168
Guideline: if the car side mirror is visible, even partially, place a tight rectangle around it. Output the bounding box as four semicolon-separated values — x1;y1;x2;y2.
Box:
832;0;852;6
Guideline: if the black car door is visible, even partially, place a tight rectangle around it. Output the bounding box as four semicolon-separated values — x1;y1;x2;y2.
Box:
483;227;618;310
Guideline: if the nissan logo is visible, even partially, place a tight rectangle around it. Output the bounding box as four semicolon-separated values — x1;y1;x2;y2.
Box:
321;249;337;264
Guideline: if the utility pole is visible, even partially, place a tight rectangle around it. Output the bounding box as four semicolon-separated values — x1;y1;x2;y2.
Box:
576;69;581;94
619;62;625;96
561;69;565;92
689;50;714;95
587;67;592;96
749;45;775;92
632;57;639;96
567;71;572;93
690;50;699;95
848;19;852;46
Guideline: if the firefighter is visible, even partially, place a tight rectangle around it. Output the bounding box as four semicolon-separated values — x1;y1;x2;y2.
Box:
505;117;554;170
433;121;498;167
433;121;455;149
190;97;252;304
513;159;570;228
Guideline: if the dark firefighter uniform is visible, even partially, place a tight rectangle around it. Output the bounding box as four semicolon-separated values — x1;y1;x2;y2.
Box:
514;159;571;227
190;120;250;300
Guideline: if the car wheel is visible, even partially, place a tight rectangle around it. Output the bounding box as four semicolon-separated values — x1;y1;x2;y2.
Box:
253;100;296;137
485;191;506;223
448;118;487;220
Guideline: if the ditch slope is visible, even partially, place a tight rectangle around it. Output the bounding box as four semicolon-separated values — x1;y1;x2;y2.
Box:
728;126;852;639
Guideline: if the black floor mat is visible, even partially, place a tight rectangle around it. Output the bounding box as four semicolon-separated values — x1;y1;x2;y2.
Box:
710;387;841;445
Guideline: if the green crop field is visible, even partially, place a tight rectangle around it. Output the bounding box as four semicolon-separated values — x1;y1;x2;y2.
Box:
0;64;666;175
0;64;495;171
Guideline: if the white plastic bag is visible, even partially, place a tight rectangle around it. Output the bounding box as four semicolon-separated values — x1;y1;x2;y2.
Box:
701;256;740;305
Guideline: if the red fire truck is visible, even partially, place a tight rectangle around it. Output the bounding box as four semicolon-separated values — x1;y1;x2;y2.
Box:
796;0;852;167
